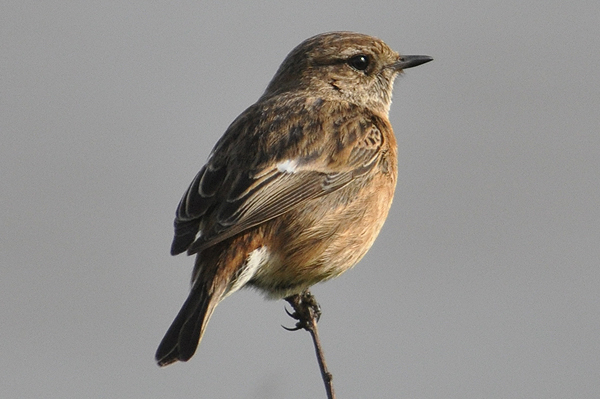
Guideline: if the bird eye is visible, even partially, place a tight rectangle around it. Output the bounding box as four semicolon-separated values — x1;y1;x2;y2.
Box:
348;55;370;71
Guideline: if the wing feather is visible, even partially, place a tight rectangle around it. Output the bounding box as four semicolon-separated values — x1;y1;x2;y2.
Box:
170;100;387;255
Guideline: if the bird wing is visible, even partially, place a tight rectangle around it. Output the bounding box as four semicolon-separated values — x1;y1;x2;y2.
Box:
170;105;387;255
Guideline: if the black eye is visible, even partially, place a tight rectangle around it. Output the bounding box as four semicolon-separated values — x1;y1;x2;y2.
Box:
348;54;370;71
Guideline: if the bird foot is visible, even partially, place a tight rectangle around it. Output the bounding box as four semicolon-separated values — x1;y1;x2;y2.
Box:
283;289;321;331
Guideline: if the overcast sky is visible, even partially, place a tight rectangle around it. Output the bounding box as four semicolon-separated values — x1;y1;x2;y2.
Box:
2;1;599;398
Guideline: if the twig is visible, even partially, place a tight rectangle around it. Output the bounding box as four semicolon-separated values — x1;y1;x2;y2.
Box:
284;289;336;399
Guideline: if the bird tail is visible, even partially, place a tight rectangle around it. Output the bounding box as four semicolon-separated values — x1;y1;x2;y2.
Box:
155;283;222;367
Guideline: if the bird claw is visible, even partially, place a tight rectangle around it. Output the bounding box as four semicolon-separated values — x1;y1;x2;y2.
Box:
281;323;302;332
282;306;304;331
284;306;297;319
281;290;321;332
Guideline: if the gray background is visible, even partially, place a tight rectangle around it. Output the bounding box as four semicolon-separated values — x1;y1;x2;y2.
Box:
2;1;599;398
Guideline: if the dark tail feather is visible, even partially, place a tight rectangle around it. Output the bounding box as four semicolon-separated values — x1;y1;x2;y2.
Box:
155;285;219;367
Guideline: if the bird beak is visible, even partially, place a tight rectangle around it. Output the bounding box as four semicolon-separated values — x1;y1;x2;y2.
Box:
390;55;433;71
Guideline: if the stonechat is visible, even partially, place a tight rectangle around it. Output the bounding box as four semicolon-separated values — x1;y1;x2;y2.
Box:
156;31;432;366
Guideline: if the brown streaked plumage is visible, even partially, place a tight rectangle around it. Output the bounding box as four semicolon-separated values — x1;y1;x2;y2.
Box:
156;31;432;366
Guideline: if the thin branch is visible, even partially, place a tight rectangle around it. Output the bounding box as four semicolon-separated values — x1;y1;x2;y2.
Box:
284;290;336;399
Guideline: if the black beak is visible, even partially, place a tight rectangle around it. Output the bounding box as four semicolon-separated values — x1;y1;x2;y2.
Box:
391;55;433;70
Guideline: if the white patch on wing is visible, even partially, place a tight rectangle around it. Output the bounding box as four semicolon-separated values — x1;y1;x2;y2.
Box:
226;246;270;296
276;159;298;174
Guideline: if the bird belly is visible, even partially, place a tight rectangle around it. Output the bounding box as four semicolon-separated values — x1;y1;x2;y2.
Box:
248;173;395;299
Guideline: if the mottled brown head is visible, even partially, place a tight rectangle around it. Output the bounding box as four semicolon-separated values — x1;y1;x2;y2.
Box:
262;31;432;115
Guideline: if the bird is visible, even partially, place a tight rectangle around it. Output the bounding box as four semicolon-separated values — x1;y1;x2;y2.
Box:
155;31;432;367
